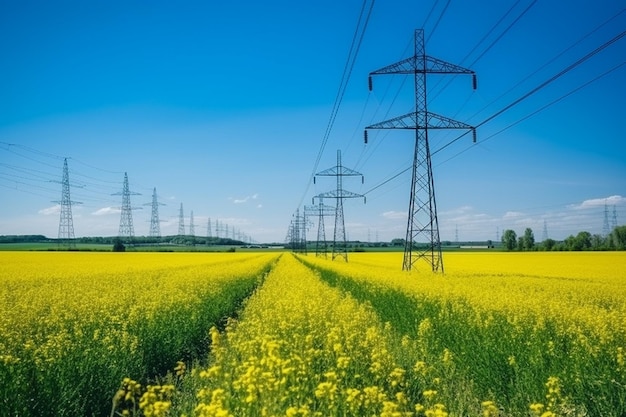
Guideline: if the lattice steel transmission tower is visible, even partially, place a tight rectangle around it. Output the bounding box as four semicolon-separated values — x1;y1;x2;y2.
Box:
542;220;549;242
603;203;611;237
113;172;140;242
145;187;164;238
305;198;335;258
364;29;477;272
314;150;365;262
189;210;195;237
612;206;618;230
178;203;186;236
288;209;308;253
55;158;81;249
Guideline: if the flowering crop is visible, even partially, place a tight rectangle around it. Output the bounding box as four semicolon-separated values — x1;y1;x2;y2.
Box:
0;251;278;417
3;250;625;416
301;251;626;416
182;253;449;417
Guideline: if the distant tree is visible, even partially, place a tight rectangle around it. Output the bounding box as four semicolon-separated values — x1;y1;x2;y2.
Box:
391;238;405;247
522;228;535;251
541;238;556;251
517;237;524;251
590;234;607;250
502;229;517;251
112;238;126;252
610;225;626;250
567;231;592;251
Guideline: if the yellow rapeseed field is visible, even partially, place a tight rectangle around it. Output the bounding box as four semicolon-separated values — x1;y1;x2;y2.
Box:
2;250;624;416
0;251;278;417
301;251;626;416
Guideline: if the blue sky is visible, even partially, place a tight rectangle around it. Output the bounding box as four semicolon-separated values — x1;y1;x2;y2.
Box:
1;0;624;243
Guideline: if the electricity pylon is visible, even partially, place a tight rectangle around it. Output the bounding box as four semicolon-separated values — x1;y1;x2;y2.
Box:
55;158;81;249
603;203;611;237
178;203;185;236
113;172;140;242
145;187;164;238
206;218;213;243
364;29;477;272
313;150;365;262
189;210;195;237
289;209;308;253
305;198;335;258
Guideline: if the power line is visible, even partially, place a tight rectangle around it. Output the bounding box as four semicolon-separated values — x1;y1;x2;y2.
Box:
463;7;625;124
469;0;538;67
361;36;625;198
297;0;376;209
435;61;626;166
425;0;451;45
432;28;625;156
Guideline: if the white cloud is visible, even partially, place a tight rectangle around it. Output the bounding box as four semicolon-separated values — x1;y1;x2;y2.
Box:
569;195;625;210
257;204;263;209
381;210;406;220
441;205;473;216
38;205;60;215
91;207;120;216
503;211;525;219
231;194;260;204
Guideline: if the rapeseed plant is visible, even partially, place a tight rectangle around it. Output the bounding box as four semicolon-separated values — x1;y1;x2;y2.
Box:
0;251;277;417
301;251;626;416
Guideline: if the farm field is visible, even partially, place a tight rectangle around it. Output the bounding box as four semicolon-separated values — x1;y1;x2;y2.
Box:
1;251;625;416
0;251;278;417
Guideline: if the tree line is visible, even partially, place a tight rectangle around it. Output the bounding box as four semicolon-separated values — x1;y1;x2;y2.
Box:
501;225;626;251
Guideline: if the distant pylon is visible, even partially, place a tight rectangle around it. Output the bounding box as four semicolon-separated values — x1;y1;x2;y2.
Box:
612;206;618;230
313;150;365;262
542;220;549;241
55;158;81;249
364;29;477;272
178;203;185;236
289;209;308;253
207;218;213;238
189;210;195;237
145;187;164;238
113;172;140;241
305;198;335;258
454;224;459;244
603;202;611;237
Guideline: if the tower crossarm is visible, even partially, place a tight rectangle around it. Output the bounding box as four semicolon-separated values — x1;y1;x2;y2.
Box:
315;189;365;202
305;203;335;216
314;166;363;177
366;111;476;136
369;57;476;90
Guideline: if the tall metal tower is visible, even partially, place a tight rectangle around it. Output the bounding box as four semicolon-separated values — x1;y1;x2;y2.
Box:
289;209;308;253
113;172;140;242
189;210;195;237
207;218;213;238
542;220;549;242
305;198;335;258
612;206;618;230
313;150;365;262
178;203;185;236
145;187;164;238
55;158;81;249
364;29;477;272
603;203;611;237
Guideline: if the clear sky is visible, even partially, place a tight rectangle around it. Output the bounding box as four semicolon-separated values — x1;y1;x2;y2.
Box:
1;0;625;243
